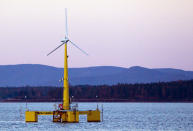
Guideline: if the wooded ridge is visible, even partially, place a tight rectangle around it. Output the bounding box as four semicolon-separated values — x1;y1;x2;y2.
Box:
0;79;193;102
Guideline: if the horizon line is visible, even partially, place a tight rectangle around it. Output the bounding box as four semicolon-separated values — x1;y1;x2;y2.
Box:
0;63;192;71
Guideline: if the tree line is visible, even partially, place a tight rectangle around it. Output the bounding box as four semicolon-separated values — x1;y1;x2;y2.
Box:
0;80;193;102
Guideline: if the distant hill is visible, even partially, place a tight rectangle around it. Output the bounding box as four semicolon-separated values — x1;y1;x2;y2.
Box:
0;64;193;87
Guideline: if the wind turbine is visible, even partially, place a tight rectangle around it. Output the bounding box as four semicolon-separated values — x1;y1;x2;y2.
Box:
47;8;88;110
25;9;101;123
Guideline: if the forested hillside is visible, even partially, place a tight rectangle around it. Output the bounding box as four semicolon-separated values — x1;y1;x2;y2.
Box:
0;80;193;102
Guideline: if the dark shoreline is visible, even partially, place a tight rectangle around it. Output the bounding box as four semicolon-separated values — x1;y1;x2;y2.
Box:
1;99;193;103
1;80;193;103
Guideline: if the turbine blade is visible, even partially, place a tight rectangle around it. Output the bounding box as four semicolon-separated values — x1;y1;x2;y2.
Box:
65;8;68;38
47;43;65;56
69;40;89;55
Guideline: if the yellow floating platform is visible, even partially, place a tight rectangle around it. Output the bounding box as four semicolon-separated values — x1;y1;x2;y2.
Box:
25;109;100;123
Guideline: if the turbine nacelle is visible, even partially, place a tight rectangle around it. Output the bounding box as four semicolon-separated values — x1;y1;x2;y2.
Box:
61;36;69;43
61;39;69;43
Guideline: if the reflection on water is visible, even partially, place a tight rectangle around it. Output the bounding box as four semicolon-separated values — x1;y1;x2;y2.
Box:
0;102;193;131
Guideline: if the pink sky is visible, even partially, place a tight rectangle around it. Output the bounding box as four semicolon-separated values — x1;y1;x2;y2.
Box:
0;0;193;70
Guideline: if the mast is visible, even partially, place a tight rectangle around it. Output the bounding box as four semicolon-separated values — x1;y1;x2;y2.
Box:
63;43;69;110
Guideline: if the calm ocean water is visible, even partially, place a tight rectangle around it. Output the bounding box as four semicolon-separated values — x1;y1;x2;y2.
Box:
0;102;192;131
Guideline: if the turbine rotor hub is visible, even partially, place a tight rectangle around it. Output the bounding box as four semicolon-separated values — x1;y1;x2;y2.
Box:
61;39;69;43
